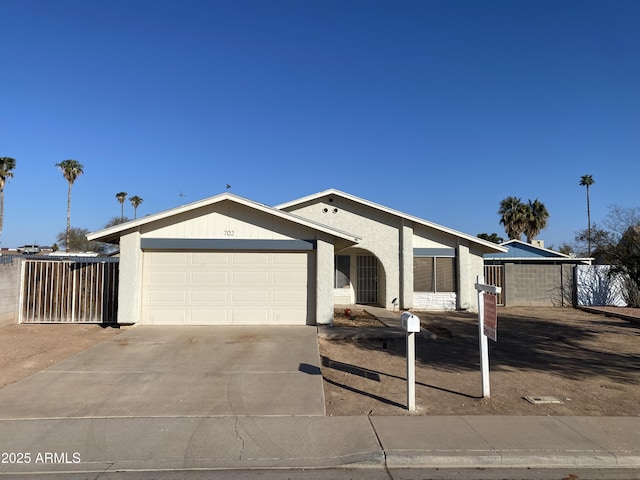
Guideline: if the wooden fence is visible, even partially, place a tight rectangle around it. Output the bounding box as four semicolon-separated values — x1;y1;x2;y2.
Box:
19;257;119;323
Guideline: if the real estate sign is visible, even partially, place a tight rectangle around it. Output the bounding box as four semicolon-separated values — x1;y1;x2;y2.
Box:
483;293;497;341
475;275;502;398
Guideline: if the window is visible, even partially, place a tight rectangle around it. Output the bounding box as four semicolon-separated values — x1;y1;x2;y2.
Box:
413;256;456;292
334;255;350;288
435;257;456;292
413;257;434;291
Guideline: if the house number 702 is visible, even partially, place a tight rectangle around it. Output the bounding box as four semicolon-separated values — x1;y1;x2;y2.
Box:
224;230;235;237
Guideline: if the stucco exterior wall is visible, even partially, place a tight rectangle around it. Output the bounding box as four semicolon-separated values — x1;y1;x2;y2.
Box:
400;222;413;309
504;263;573;306
117;231;143;324
287;197;401;309
117;200;343;325
0;260;20;326
462;245;487;312
286;195;492;312
316;234;334;325
142;202;312;240
333;287;353;304
412;228;459;249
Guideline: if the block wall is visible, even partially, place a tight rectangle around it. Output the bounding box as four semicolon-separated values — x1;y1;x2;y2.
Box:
0;261;21;326
504;263;574;307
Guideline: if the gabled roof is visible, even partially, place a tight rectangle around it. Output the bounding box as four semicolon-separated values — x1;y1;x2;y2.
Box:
276;189;507;253
484;239;592;263
88;192;362;244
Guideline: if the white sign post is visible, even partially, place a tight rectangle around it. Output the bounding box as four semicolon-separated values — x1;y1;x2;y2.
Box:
475;275;501;398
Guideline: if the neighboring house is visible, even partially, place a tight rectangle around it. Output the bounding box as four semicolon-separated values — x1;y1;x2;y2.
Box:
484;240;592;307
87;189;505;326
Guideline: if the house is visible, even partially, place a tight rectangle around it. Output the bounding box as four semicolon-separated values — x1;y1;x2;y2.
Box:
87;189;505;326
484;239;592;306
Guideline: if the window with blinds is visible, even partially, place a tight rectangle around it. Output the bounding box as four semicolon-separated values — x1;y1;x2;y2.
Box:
413;257;434;291
413;256;456;292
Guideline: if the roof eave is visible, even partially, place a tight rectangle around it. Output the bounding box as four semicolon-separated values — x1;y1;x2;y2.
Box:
485;256;593;263
277;189;507;253
88;192;361;244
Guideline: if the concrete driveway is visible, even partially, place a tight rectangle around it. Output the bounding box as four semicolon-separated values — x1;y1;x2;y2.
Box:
0;326;325;418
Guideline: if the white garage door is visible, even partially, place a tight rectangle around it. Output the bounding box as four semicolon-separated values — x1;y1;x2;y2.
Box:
142;251;311;325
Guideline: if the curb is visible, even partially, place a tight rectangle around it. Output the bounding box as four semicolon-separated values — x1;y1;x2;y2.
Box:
383;451;629;469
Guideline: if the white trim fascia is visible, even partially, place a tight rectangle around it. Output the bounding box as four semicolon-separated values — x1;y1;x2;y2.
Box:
88;192;361;243
276;188;507;253
484;257;593;263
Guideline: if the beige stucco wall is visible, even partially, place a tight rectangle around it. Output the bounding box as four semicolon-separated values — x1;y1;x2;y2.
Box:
117;231;143;324
459;243;484;312
142;202;313;240
115;195;493;323
283;196;402;309
315;234;334;325
115;199;338;325
400;222;414;309
285;195;489;313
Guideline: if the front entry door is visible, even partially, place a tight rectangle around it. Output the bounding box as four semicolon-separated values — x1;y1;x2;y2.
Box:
356;255;378;304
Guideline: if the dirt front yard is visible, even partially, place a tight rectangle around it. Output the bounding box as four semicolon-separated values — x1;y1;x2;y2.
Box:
320;307;640;416
0;323;123;389
2;308;639;418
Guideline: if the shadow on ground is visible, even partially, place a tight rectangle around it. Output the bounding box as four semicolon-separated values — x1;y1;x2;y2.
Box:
319;308;640;415
334;309;640;383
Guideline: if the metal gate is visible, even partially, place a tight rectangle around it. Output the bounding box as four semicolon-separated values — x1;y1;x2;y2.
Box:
19;258;119;323
483;265;504;306
356;255;378;304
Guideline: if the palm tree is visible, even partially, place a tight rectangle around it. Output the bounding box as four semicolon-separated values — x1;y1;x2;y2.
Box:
55;159;84;251
579;174;595;255
129;195;143;219
524;198;550;243
498;196;528;240
116;192;128;221
0;157;16;240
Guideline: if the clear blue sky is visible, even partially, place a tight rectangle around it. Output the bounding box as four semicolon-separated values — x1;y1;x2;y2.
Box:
1;0;638;249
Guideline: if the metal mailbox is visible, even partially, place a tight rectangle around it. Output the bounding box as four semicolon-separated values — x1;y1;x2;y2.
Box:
400;312;420;333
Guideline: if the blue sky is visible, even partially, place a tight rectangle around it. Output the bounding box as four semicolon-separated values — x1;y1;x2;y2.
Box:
1;0;638;249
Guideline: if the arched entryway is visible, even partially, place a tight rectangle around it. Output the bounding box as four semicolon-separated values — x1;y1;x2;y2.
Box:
334;249;386;307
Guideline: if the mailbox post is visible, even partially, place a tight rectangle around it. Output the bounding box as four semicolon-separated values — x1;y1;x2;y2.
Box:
401;312;420;411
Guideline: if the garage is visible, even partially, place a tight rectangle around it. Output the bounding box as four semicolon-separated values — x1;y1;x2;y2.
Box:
141;250;314;325
87;192;360;326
